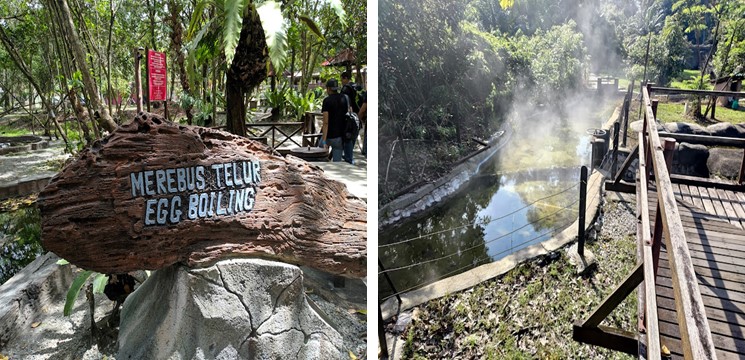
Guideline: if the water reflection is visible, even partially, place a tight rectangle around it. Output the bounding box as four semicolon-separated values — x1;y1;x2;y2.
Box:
379;168;580;299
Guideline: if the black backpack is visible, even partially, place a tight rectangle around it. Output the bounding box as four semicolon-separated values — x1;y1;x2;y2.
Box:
342;95;360;141
342;83;362;113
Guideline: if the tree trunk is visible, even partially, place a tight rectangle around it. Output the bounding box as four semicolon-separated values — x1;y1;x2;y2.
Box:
166;0;194;124
225;3;268;136
106;0;116;117
57;0;117;133
53;21;92;144
0;24;70;148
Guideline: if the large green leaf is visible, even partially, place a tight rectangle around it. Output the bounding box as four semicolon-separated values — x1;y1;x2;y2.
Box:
298;15;325;41
223;0;246;66
186;0;214;39
327;0;347;27
257;1;288;71
92;273;109;294
64;270;93;317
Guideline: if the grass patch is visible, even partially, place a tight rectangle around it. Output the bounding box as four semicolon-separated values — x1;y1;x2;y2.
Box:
655;101;745;124
401;200;638;359
669;69;713;90
0;125;30;136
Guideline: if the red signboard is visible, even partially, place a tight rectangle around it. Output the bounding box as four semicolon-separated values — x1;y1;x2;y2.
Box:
147;50;167;102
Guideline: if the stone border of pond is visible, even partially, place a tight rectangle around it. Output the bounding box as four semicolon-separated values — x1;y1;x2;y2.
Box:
379;122;513;229
0;173;56;200
380;169;605;320
0;136;49;156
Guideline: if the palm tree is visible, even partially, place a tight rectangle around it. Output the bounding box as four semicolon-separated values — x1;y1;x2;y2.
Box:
187;0;345;137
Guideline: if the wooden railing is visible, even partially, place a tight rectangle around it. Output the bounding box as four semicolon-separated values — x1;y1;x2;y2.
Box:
246;121;304;149
609;87;745;192
576;84;728;358
640;84;717;359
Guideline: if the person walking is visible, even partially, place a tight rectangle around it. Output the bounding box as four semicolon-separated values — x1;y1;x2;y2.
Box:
320;79;347;162
340;71;361;163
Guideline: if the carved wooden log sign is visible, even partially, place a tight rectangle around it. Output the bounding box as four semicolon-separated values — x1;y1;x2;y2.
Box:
38;113;366;277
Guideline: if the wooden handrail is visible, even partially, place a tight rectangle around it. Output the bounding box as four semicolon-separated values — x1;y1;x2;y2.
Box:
643;85;718;359
637;129;661;359
657;132;745;148
650;86;744;98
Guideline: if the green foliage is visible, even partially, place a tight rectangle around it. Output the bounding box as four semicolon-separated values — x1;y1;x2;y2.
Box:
327;0;347;28
298;15;324;40
179;93;214;126
0;205;43;284
285;89;320;121
515;21;587;100
92;273;110;294
257;1;288;71
223;0;247;66
712;1;745;76
625;17;689;85
64;270;93;316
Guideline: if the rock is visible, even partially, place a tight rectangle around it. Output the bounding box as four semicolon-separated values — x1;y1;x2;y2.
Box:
663;122;710;136
673;143;709;178
117;258;344;360
0;253;72;349
707;148;743;180
38;113;366;277
566;243;596;276
706;122;745;138
629;120;663;134
736;124;745;136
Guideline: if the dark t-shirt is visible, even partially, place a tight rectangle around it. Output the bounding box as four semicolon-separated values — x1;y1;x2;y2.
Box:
322;93;347;139
341;84;360;114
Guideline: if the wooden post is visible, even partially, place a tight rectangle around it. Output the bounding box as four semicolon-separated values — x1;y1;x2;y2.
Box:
651;138;676;277
739;148;745;185
146;47;151;113
134;48;143;113
578;166;588;256
651;99;659;119
711;96;716;120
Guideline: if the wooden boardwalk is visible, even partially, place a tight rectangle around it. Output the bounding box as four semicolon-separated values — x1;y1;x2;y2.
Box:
647;183;745;359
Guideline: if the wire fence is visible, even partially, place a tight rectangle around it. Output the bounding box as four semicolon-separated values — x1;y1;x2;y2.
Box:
379;180;581;249
379;217;578;303
379;171;603;301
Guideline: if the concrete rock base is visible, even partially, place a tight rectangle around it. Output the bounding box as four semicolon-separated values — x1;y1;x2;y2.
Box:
566;242;597;276
117;258;344;360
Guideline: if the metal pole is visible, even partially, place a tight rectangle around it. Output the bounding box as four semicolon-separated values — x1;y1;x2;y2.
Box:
378;259;402;305
578;166;588;256
611;121;620;178
622;81;634;148
379;306;389;360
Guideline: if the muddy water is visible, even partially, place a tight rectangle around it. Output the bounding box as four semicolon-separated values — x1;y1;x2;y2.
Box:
379;101;614;300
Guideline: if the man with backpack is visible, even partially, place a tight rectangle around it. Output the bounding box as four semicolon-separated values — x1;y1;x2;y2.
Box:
340;71;362;163
320;78;358;164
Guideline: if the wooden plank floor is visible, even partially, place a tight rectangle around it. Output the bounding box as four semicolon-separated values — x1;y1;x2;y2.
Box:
646;184;745;359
